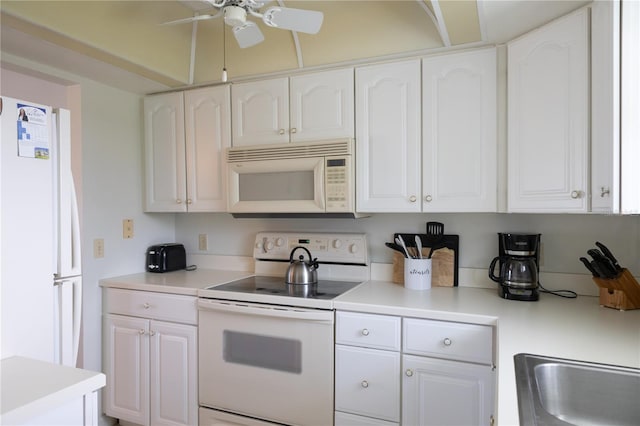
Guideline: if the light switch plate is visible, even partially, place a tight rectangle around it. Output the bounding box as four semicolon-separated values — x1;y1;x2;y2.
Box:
94;238;104;258
199;234;208;251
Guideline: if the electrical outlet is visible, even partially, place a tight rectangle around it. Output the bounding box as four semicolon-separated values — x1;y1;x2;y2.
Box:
94;238;104;258
123;219;133;239
199;234;208;251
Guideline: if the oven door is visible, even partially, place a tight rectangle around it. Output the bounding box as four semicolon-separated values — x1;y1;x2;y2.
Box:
227;157;325;213
198;299;334;426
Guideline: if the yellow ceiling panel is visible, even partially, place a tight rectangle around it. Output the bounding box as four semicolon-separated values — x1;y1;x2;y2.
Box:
436;0;482;45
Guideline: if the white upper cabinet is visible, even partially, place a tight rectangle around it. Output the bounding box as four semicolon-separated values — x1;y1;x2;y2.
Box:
507;8;590;213
422;48;497;212
144;86;230;212
232;77;289;146
231;69;354;147
290;68;354;142
144;92;186;212
356;59;422;213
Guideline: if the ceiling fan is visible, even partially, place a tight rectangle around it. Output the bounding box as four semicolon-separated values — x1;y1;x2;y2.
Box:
162;0;324;48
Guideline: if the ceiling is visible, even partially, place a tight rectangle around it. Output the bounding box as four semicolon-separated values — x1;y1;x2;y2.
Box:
0;0;589;94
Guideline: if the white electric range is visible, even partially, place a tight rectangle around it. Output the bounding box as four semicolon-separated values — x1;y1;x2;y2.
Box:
197;231;369;426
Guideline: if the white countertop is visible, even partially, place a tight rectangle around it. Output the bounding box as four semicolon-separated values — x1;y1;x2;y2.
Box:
0;357;106;425
99;269;254;295
99;268;640;426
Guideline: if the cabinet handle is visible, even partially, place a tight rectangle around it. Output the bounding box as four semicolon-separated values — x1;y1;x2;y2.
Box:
361;328;370;336
409;195;417;202
600;187;610;197
149;331;156;336
278;129;285;135
290;128;297;134
361;380;369;388
138;329;145;335
186;198;192;204
143;302;150;309
425;195;433;202
443;337;452;346
405;369;414;377
570;190;582;199
176;199;182;204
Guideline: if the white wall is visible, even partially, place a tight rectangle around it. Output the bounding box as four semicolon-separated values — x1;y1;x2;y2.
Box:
1;56;175;377
175;212;640;276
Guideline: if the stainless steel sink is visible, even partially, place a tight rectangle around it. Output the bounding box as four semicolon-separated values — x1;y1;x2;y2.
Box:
514;353;640;425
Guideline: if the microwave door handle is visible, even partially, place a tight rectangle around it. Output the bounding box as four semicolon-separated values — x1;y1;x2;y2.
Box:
197;299;333;322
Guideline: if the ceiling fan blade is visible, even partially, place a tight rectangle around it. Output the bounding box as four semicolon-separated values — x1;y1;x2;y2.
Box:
261;7;323;34
233;22;265;48
161;11;222;26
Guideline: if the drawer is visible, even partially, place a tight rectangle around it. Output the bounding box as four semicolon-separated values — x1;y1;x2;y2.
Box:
335;411;399;426
336;311;401;351
104;288;197;324
403;318;493;364
335;345;400;422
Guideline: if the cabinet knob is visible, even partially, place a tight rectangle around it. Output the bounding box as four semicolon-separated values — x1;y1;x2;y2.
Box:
600;187;611;197
176;199;182;204
405;369;414;377
290;128;297;134
443;337;452;346
361;380;369;388
143;302;150;309
279;129;286;135
138;329;145;335
361;328;370;336
570;190;582;199
186;198;192;204
149;331;156;336
409;195;417;202
425;195;433;202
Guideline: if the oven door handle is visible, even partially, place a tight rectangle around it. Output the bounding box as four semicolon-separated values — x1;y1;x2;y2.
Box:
197;299;334;322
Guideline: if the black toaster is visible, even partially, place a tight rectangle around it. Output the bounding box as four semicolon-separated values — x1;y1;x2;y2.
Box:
146;243;186;273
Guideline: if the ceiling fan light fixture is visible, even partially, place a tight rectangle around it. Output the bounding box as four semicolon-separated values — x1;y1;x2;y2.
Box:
224;6;247;27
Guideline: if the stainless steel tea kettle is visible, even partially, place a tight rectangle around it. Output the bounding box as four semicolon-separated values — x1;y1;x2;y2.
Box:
285;246;319;285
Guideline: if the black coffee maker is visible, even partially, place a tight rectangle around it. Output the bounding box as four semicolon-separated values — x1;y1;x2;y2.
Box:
489;233;541;301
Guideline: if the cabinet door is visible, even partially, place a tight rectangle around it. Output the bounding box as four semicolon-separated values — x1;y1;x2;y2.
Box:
184;86;230;212
232;78;289;146
507;9;589;212
402;355;494;426
103;314;149;426
356;60;421;212
290;68;354;142
335;345;400;422
422;48;497;212
144;92;187;212
150;321;198;426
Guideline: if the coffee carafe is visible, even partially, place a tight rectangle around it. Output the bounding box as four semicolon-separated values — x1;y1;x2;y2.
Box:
489;233;541;301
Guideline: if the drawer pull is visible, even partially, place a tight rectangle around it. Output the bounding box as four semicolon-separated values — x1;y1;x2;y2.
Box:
443;337;452;346
138;329;145;335
405;369;414;377
149;330;156;336
143;302;150;309
361;328;370;336
361;380;369;388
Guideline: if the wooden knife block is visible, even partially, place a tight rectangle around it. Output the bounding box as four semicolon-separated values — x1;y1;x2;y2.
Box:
592;269;640;311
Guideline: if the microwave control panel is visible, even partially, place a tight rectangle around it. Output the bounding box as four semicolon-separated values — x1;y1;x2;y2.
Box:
325;156;352;211
254;232;368;265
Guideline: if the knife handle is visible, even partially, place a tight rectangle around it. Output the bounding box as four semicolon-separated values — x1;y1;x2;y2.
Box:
579;257;599;277
595;241;621;270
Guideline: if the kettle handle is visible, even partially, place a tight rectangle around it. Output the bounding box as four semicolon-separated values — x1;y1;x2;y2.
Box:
289;246;313;263
488;256;503;283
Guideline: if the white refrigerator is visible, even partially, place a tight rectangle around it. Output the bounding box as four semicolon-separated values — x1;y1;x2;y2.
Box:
1;96;82;367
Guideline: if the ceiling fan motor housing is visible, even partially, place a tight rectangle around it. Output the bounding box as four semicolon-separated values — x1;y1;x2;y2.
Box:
224;6;247;27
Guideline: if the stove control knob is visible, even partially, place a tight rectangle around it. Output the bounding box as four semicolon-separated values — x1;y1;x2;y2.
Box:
275;238;285;247
264;241;274;251
349;243;359;254
332;239;342;249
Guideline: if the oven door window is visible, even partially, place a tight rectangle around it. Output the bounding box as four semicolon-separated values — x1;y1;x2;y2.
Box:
223;331;301;373
228;157;325;213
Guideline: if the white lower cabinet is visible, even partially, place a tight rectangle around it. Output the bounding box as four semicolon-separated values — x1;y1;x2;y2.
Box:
335;311;495;426
103;289;198;426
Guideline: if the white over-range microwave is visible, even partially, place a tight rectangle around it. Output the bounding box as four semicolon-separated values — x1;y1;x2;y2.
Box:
227;139;363;217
